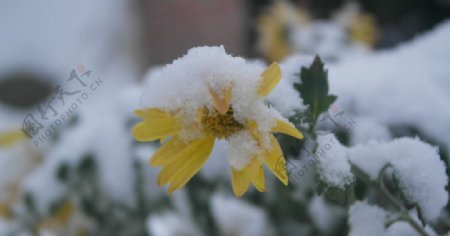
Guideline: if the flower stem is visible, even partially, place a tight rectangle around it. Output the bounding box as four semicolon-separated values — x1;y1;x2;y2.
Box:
351;163;430;236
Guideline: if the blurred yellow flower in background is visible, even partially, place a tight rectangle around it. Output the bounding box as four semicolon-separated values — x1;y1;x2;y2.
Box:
349;14;378;47
0;130;25;148
334;1;378;48
0;129;38;219
38;201;75;231
257;1;309;62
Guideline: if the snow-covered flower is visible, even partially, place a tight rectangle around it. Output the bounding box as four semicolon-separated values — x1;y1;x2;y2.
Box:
132;46;303;196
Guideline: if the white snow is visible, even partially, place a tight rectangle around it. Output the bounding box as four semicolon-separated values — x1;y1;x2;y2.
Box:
210;192;270;236
146;211;200;236
140;46;263;117
350;116;392;145
227;131;259;170
0;219;30;236
327;20;450;153
348;201;387;236
348;137;448;222
280;21;450;224
386;221;437;236
281;20;450;153
315;133;354;188
0;140;38;206
308;195;345;233
0;0;143;219
266;55;312;117
0;0;137;86
200;139;231;180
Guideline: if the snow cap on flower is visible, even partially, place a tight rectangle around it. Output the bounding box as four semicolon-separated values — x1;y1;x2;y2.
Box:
133;46;303;196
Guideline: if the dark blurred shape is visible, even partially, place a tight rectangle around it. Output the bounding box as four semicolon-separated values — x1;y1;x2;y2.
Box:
250;0;450;51
359;0;450;48
140;0;247;65
0;73;53;109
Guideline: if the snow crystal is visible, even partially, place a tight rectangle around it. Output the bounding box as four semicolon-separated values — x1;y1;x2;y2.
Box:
349;137;448;222
316;134;354;188
348;201;387;236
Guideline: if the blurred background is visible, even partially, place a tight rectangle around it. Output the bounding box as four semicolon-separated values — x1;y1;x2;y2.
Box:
1;0;450;235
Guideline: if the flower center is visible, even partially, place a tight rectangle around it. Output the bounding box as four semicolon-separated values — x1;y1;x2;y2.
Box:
201;107;244;139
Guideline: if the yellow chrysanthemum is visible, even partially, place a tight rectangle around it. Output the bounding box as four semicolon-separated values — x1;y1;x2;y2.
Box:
132;46;303;196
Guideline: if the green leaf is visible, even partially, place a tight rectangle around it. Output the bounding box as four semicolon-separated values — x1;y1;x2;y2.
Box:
24;192;37;215
323;184;356;206
81;197;98;218
318;179;355;206
294;55;337;123
56;162;70;182
77;153;96;176
49;198;67;216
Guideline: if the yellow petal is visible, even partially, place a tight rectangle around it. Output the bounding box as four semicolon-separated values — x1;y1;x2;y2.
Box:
250;159;266;192
0;130;25;148
157;137;214;187
231;165;251;197
132;109;180;142
258;62;281;97
135;108;170;120
272;119;303;139
209;85;232;115
264;135;288;185
55;201;75;224
0;204;10;218
247;120;262;143
150;136;189;167
196;108;204;125
168;137;215;193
